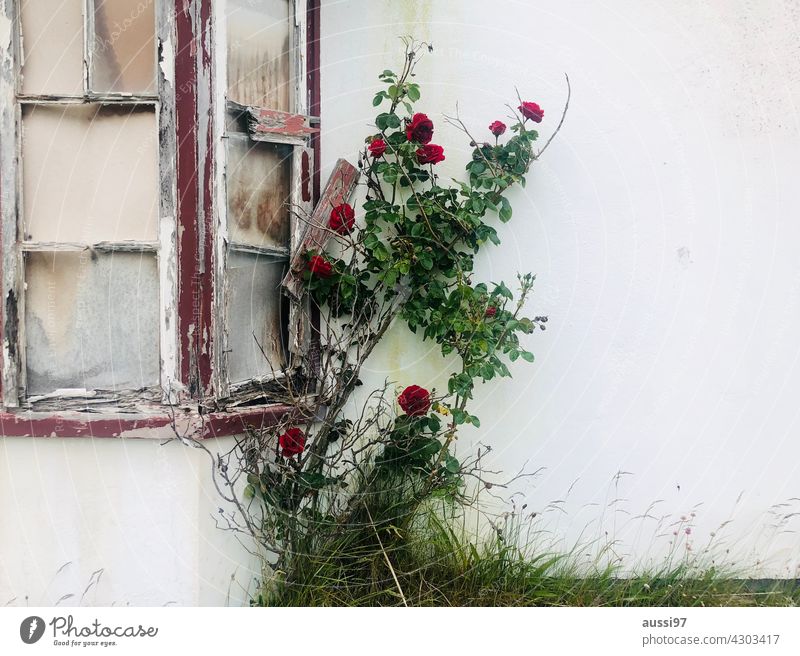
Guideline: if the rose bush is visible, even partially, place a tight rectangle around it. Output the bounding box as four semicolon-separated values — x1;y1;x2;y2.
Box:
212;40;566;602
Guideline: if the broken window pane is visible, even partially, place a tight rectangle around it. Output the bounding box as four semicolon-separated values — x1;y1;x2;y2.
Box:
24;251;160;394
91;0;156;94
226;251;287;383
227;0;291;111
21;104;158;243
20;0;84;95
226;136;291;249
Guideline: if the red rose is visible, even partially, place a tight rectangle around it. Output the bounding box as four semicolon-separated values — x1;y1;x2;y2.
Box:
488;120;506;136
398;385;431;417
405;113;434;144
368;138;387;157
329;203;355;234
518;101;544;123
415;144;445;165
279;427;306;457
485;306;497;318
307;255;333;278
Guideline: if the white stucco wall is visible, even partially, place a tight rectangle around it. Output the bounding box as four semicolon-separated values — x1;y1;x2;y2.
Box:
0;437;259;606
320;0;800;576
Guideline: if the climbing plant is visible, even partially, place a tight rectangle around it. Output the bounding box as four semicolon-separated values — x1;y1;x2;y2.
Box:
191;39;567;600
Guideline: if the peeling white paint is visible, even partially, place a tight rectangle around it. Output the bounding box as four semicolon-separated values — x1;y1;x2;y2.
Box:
159;35;174;85
0;14;11;50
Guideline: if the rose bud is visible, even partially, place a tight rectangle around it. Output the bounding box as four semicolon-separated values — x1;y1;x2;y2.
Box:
518;101;544;123
328;203;355;234
307;255;333;278
488;120;506;136
368;138;387;157
397;385;432;417
485;306;497;318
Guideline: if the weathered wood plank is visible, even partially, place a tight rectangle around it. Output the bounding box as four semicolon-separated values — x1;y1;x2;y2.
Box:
228;100;318;143
281;158;359;299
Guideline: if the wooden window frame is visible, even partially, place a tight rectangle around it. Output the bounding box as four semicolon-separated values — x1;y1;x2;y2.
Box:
0;0;178;412
210;0;316;408
0;0;323;437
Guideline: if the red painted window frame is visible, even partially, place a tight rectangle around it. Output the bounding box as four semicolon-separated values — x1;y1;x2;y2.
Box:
0;0;322;439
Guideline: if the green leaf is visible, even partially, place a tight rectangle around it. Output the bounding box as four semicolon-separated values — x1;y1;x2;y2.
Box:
417;438;442;459
445;455;460;473
499;196;513;222
520;351;535;363
373;242;390;262
407;84;421;102
372;92;385;107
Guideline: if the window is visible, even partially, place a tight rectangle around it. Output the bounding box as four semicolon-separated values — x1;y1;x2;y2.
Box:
212;0;316;404
0;0;320;419
0;0;176;410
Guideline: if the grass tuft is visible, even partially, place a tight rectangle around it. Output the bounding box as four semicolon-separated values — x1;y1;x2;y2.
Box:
254;492;800;607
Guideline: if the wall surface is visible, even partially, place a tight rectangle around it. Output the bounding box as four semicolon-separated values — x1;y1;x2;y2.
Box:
0;437;259;606
320;0;800;576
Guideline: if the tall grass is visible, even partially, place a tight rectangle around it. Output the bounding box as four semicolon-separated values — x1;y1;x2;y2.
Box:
253;477;800;607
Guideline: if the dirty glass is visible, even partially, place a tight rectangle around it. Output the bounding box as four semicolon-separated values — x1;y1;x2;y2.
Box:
91;0;157;94
21;104;158;243
20;0;84;95
226;0;291;111
24;251;160;394
226;136;291;249
226;251;287;383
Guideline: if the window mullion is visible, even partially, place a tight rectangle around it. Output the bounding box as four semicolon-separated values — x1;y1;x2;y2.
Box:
0;0;20;407
285;0;311;363
20;241;160;253
156;0;179;403
212;0;230;400
83;0;92;94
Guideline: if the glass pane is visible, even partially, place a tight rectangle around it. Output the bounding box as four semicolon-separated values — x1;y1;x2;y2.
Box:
226;137;291;249
226;251;287;383
24;251;160;394
91;0;156;94
20;0;84;95
227;0;291;111
21;104;158;243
